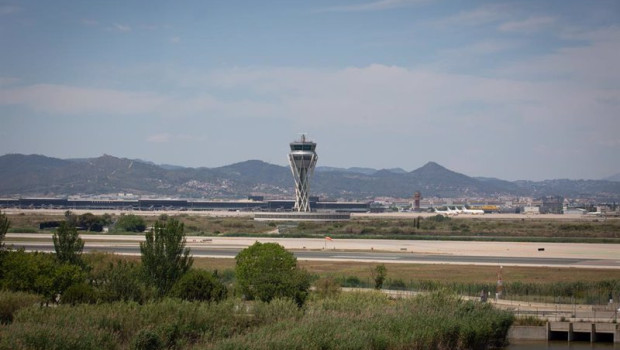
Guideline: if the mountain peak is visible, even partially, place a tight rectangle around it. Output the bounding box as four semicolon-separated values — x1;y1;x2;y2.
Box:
421;161;445;169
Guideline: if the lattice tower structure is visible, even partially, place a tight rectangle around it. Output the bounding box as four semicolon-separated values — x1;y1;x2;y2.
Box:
288;135;318;212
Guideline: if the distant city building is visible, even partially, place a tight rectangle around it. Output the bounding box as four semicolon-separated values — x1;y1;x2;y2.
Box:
413;192;421;212
523;206;540;214
540;195;564;214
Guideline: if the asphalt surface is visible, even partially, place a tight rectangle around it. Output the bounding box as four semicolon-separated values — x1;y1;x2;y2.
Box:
10;242;617;268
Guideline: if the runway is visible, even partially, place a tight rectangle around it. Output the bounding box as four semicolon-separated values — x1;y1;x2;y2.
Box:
7;234;620;269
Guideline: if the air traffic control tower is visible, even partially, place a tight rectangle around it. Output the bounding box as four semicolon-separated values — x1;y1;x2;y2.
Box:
254;135;350;222
288;135;317;212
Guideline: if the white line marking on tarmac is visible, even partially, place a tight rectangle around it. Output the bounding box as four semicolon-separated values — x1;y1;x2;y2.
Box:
331;255;399;260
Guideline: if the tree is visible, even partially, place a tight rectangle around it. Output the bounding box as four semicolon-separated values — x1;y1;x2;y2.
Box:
235;242;311;306
77;213;109;232
372;264;387;290
1;250;84;304
0;210;8;251
140;219;192;296
94;260;152;303
115;214;147;233
0;211;9;281
53;222;84;266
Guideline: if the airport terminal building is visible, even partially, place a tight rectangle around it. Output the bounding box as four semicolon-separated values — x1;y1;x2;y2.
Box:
0;197;371;213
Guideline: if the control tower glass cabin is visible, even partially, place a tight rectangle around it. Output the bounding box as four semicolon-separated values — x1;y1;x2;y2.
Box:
288;135;318;212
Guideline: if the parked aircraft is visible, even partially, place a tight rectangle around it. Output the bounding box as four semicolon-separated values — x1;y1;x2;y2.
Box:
434;207;458;216
460;206;485;215
585;209;604;217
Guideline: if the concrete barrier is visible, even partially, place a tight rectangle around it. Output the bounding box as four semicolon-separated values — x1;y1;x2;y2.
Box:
508;326;547;341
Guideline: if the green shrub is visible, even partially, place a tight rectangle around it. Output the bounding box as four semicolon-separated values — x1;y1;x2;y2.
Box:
0;291;42;324
7;227;38;233
61;283;97;305
115;214;146;233
169;269;227;302
131;329;163;350
1;250;85;303
0;293;514;350
96;260;154;303
387;278;407;290
212;291;513;350
235;242;311;306
314;277;342;298
342;276;364;288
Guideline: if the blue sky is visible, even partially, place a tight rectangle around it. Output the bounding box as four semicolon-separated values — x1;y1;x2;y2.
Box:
1;0;618;181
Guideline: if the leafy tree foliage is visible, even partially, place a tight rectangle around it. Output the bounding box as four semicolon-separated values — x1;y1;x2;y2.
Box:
0;211;9;279
372;264;387;290
76;213;111;232
116;214;147;233
0;211;8;251
140;219;192;296
61;283;97;305
235;242;311;306
169;269;227;302
97;260;154;303
1;250;84;303
53;222;84;266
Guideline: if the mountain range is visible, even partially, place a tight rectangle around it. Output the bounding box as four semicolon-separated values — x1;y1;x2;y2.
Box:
0;154;619;201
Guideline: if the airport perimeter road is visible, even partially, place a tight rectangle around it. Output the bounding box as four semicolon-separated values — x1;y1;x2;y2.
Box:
7;234;620;268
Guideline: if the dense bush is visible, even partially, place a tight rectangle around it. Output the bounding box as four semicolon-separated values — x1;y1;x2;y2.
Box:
387;278;407;290
213;292;514;349
169;269;227;302
0;292;513;349
115;214;147;233
61;283;98;305
1;250;85;303
314;277;342;299
0;291;42;324
131;329;163;350
93;260;154;303
235;242;311;306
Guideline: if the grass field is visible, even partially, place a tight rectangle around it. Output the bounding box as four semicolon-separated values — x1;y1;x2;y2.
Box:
192;257;620;285
0;291;514;350
6;212;620;243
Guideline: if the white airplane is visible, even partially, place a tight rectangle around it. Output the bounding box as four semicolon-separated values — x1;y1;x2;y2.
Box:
461;206;485;215
447;206;461;215
434;207;458;216
451;206;464;214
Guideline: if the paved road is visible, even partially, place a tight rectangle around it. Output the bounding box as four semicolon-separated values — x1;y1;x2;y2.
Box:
10;242;619;268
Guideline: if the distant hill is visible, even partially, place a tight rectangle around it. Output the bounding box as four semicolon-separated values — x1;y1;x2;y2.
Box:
604;172;620;182
1;154;619;200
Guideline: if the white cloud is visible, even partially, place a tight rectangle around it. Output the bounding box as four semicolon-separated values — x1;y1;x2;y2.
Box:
110;23;131;32
318;0;427;13
147;133;171;143
433;5;509;27
146;133;204;143
0;84;166;115
439;39;523;58
499;16;555;33
80;19;99;26
496;26;620;86
0;84;223;117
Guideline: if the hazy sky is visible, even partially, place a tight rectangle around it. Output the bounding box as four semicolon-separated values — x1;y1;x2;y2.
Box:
1;0;619;181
